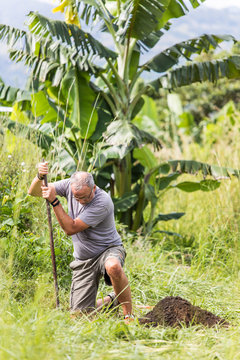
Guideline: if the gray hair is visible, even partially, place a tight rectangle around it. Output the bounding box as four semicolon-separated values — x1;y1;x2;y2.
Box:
70;171;95;191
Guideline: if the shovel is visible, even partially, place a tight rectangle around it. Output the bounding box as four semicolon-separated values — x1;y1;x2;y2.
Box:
43;161;60;308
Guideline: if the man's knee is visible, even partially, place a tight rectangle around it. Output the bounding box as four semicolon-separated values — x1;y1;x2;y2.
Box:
105;257;123;279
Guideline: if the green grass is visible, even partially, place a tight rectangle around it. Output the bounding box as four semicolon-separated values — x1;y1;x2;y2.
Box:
1;248;240;360
1;123;240;359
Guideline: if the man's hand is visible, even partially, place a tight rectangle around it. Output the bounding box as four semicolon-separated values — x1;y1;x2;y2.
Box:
38;161;48;178
41;185;56;203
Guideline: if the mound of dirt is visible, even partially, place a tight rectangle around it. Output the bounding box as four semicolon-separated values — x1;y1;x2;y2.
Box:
138;296;229;328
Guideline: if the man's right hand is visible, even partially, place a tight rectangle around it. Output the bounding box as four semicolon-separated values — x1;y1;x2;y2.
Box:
38;161;49;178
41;185;56;202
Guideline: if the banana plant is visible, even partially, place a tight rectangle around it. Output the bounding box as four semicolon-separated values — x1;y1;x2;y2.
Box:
1;0;240;233
95;143;240;233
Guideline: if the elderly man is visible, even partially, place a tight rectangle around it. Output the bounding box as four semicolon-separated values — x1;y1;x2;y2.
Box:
28;162;133;322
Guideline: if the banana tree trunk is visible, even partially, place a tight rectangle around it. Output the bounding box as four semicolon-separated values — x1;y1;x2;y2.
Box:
131;182;145;232
145;202;156;235
113;152;132;227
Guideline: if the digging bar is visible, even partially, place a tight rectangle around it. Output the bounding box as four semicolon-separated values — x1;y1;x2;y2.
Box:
42;161;60;308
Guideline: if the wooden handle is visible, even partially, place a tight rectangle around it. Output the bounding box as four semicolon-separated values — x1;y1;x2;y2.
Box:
42;158;60;308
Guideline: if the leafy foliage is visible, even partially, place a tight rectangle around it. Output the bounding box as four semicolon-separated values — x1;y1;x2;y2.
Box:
149;56;240;93
0;140;73;294
0;78;30;106
145;34;236;73
0;170;31;236
1;0;240;233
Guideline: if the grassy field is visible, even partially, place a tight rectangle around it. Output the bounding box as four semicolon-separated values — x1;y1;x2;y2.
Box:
1;122;240;359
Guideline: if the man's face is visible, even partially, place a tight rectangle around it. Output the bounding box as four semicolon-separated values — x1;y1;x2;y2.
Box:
71;184;96;205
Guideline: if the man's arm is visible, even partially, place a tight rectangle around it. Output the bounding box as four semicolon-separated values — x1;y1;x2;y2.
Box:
41;184;89;235
29;161;88;235
28;175;44;197
28;161;56;197
51;201;89;235
28;176;57;197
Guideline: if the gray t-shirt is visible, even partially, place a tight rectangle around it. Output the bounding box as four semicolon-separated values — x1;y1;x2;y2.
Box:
53;179;122;260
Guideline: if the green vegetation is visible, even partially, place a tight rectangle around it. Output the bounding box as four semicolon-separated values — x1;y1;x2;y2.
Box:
1;0;240;358
154;44;240;147
1;0;240;233
1;99;240;358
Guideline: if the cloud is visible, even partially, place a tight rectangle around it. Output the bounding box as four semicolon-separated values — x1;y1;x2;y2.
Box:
203;0;240;9
36;0;55;4
0;44;8;56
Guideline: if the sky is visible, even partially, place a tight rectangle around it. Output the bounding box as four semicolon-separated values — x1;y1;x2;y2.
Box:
35;0;240;9
202;0;240;8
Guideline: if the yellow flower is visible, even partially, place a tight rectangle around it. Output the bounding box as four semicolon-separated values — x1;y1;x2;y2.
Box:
52;0;69;13
69;16;81;28
52;0;81;28
65;6;80;27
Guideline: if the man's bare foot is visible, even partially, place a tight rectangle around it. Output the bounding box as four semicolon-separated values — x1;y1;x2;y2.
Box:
124;314;135;325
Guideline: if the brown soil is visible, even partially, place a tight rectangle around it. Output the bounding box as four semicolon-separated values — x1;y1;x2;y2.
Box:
138;296;229;328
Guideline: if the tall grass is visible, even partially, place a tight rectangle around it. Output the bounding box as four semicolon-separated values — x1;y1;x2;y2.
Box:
1;114;240;359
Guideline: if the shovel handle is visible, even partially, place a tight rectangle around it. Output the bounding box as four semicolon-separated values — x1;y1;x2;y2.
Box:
42;159;60;308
